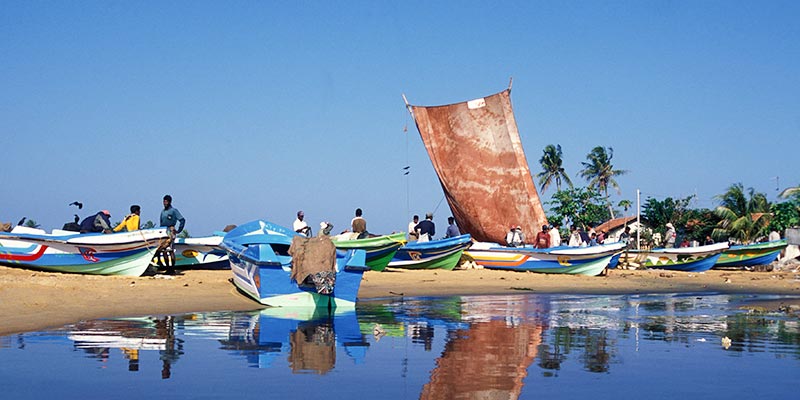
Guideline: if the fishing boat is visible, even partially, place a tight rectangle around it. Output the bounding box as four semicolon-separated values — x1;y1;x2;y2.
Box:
715;239;788;269
387;234;472;270
624;242;729;272
405;83;549;244
0;226;168;276
171;234;228;269
220;220;369;308
465;242;626;276
330;232;406;271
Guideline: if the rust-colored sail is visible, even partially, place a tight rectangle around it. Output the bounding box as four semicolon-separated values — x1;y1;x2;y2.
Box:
409;89;548;244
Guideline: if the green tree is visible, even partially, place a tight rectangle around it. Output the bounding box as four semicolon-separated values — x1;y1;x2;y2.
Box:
536;144;573;194
769;201;800;233
713;183;772;244
142;220;155;229
546;187;610;231
23;219;41;229
579;146;628;219
617;199;632;216
641;195;695;238
178;229;190;239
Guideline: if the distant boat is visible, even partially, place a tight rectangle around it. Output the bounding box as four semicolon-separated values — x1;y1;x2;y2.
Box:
0;226;168;276
330;232;406;271
715;239;788;269
171;234;228;269
220;220;369;308
625;242;729;272
388;234;472;270
465;242;626;276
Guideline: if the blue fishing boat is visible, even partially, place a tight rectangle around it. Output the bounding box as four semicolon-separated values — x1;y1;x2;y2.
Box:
220;220;368;308
0;226;168;276
715;239;787;268
465;242;626;276
172;234;228;269
627;242;729;272
388;234;472;270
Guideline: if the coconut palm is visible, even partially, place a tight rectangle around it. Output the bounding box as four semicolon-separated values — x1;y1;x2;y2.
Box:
536;144;573;194
712;183;772;244
779;185;800;199
579;146;628;219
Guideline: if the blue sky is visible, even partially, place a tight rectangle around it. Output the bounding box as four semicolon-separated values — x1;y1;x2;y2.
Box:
2;1;798;236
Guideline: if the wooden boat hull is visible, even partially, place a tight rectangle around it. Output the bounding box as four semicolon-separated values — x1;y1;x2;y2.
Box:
627;242;729;272
331;232;406;272
465;242;625;276
388;234;472;270
0;228;168;276
222;220;369;308
715;240;787;268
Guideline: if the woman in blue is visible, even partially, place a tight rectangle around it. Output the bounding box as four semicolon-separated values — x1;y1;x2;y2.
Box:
156;194;185;274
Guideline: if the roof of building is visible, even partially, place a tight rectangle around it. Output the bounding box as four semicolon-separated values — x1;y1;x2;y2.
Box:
595;216;638;233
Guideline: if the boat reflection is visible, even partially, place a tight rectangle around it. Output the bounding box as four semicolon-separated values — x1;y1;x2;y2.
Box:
221;307;369;373
67;316;182;377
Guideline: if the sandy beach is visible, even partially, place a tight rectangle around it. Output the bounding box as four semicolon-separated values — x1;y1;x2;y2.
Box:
1;264;799;336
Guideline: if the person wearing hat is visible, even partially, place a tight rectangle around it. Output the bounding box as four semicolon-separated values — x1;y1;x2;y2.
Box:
415;212;436;242
79;210;113;234
506;224;525;247
664;222;677;248
293;210;311;237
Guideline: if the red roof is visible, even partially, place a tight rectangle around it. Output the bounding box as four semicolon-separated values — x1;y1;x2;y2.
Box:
594;216;637;233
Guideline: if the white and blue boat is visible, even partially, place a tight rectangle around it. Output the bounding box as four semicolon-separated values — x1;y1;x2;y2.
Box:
172;234;228;269
388;234;472;270
465;242;626;276
0;226;169;276
220;220;368;309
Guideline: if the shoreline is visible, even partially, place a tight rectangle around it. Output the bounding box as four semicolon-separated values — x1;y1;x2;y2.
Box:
1;265;799;336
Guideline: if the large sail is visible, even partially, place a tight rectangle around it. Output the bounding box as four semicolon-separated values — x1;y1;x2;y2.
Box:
409;88;548;244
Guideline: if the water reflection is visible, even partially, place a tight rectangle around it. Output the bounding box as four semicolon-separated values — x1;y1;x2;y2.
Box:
66;316;183;377
1;293;799;399
221;307;369;373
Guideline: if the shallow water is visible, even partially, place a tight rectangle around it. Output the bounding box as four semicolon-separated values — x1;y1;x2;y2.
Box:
1;293;798;399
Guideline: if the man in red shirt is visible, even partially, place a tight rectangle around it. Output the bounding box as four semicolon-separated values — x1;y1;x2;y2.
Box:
535;225;551;249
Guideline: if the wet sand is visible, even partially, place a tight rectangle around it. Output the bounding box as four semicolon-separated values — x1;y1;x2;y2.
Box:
1;264;799;336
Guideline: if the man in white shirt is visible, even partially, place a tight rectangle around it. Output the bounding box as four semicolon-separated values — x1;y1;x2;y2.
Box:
549;223;562;247
407;215;420;241
293;210;311;237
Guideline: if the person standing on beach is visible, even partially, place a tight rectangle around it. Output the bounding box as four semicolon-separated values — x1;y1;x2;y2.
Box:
351;208;367;239
113;205;141;232
156;195;185;275
620;226;632;246
534;225;550;248
506;225;524;247
445;217;460;238
549;223;562;247
293;210;311;237
664;223;676;248
407;215;420;242
416;212;435;242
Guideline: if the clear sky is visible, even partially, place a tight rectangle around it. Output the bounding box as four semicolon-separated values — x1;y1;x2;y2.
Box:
2;1;798;236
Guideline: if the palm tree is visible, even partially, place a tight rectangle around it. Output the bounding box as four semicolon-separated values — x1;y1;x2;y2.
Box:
617;199;632;215
536;144;573;194
713;183;772;244
779;185;800;199
579;146;628;219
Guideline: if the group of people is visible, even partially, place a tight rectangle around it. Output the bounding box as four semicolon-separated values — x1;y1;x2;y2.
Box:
293;208;375;240
507;223;563;248
406;213;461;242
75;195;186;274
